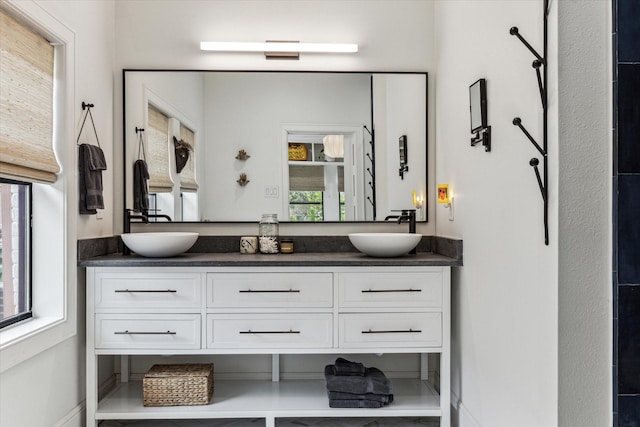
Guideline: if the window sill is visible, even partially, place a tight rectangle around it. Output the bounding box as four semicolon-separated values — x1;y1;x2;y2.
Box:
0;315;70;373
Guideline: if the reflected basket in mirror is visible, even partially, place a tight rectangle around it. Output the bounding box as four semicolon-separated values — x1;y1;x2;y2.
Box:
288;144;307;161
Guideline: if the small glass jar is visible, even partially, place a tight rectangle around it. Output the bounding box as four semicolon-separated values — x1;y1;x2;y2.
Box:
280;239;294;254
258;214;279;254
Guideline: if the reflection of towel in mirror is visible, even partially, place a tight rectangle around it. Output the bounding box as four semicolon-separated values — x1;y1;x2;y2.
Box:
79;144;107;214
133;159;149;212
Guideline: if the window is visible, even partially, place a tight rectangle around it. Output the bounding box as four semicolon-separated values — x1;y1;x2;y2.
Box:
0;180;31;328
289;191;324;221
0;8;55;331
0;1;76;373
288;190;346;222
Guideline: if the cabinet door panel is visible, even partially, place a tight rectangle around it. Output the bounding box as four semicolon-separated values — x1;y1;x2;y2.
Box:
339;313;441;348
207;273;333;308
339;272;442;309
207;313;333;348
95;314;201;349
95;272;202;309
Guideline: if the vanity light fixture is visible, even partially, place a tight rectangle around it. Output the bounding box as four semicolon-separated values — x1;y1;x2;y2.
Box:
200;41;358;60
412;190;423;209
412;190;424;220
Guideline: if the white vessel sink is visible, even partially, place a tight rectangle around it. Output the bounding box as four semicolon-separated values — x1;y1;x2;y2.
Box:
348;233;422;258
121;232;199;257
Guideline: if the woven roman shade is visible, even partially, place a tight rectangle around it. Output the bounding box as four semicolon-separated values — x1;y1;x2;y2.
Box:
179;124;198;191
0;9;58;183
289;165;344;192
147;105;173;192
289;165;325;192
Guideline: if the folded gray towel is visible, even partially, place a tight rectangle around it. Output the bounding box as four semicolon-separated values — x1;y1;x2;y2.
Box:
84;143;107;170
329;399;383;408
79;144;106;214
332;357;366;376
324;365;393;395
328;390;393;404
133;159;149;213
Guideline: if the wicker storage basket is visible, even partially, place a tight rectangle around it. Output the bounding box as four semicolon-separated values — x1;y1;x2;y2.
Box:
288;143;308;161
143;363;213;407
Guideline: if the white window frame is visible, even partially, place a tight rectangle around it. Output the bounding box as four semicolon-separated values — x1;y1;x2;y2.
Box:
0;0;77;373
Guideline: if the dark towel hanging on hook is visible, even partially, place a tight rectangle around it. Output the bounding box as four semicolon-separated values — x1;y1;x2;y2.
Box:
77;102;107;215
133;128;150;213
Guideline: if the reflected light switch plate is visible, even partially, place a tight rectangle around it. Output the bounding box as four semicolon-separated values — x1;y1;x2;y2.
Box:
264;186;279;198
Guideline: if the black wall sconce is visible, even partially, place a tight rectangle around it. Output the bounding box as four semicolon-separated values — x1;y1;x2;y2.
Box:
469;78;491;152
398;135;408;179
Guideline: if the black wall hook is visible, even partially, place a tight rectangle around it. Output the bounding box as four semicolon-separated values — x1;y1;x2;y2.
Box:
529;158;545;200
512;118;546;156
135;127;145;134
82;102;94;110
510;0;549;246
363;124;376;220
509;27;543;62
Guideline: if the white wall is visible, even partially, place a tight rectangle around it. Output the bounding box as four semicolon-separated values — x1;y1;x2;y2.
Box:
374;74;428;219
0;2;115;426
114;0;437;235
434;1;610;426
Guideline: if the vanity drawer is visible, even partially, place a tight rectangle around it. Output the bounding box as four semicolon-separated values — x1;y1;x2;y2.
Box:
94;271;202;309
95;314;201;349
339;313;441;348
207;273;333;308
338;271;442;309
207;313;332;349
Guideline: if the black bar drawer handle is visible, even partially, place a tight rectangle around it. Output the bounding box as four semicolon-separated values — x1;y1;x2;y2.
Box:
361;288;421;293
239;329;300;334
114;330;177;335
239;289;300;293
362;328;422;334
114;289;177;293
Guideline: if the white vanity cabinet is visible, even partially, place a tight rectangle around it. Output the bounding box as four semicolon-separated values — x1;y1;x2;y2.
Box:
85;264;451;427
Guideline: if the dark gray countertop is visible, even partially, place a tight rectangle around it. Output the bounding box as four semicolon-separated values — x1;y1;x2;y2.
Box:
78;251;462;267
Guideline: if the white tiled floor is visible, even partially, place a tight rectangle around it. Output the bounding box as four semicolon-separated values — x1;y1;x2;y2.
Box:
100;417;439;426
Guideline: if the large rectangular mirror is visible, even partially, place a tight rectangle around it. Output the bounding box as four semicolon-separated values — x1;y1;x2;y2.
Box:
123;70;427;223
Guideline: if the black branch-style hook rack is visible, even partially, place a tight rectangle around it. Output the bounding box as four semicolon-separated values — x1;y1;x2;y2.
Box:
364;124;377;220
510;0;550;245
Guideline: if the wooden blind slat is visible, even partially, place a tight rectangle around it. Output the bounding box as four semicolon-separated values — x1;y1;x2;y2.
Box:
146;105;173;192
0;9;58;183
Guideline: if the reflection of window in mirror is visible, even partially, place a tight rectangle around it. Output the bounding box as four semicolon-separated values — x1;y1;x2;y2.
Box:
181;191;198;221
288;163;345;222
286;128;358;221
147;192;173;222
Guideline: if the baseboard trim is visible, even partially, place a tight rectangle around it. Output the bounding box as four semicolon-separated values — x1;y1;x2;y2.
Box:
54;402;84;427
451;390;482;427
54;376;115;427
